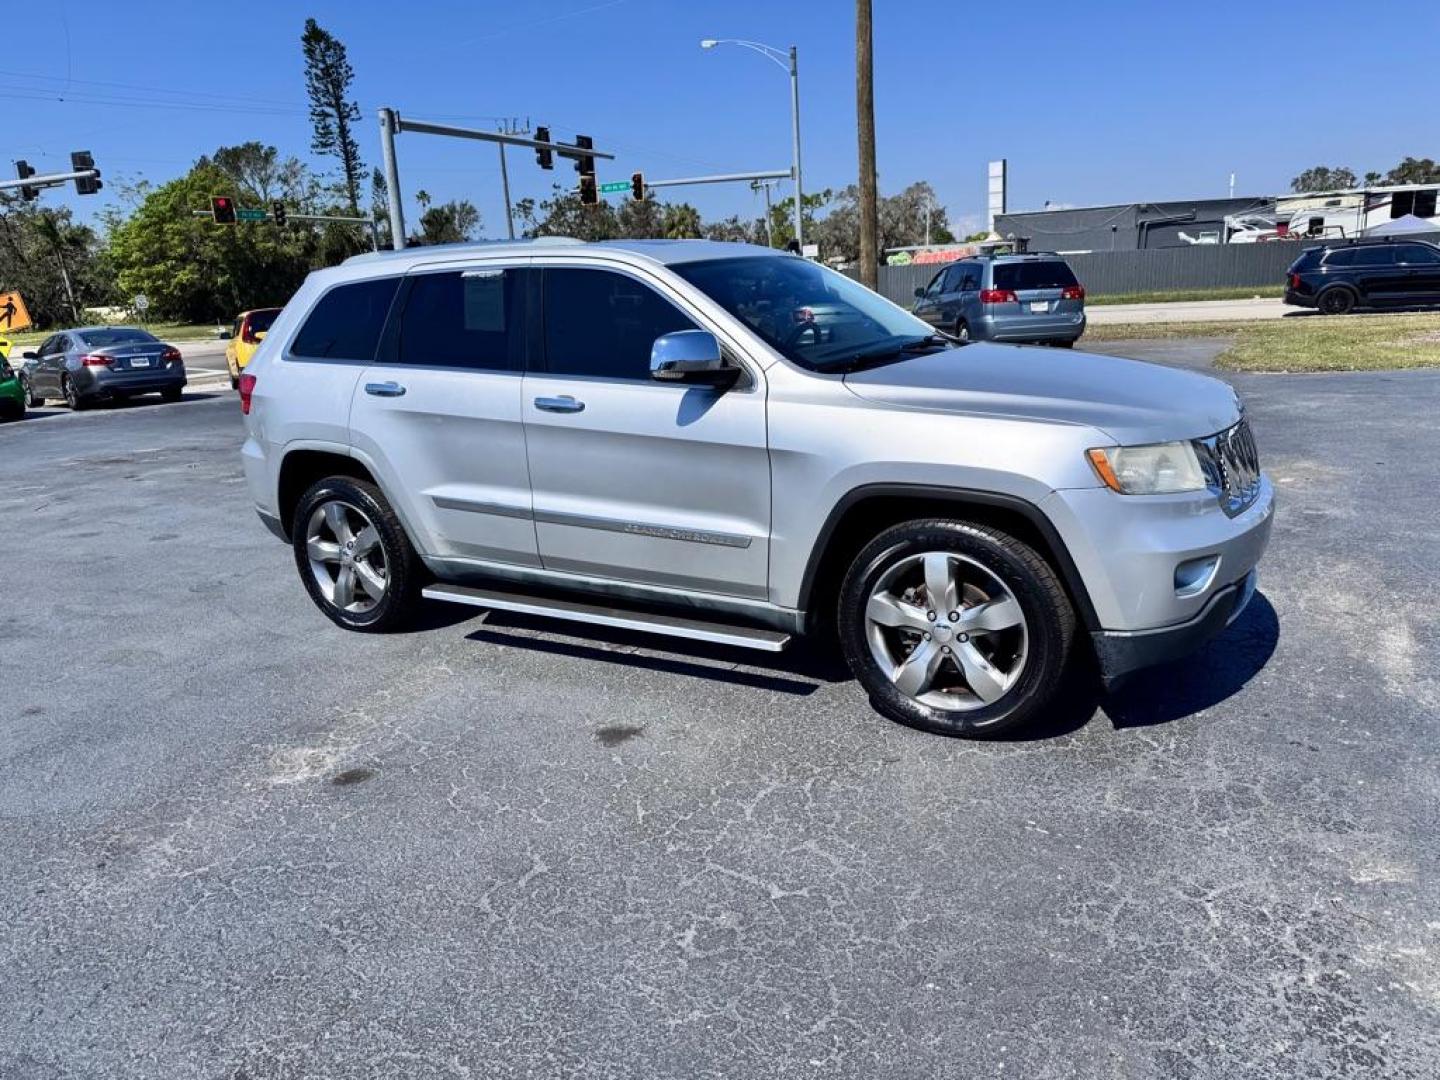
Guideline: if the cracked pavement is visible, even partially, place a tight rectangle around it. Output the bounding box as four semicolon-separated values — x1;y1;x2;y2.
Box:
1;353;1437;1079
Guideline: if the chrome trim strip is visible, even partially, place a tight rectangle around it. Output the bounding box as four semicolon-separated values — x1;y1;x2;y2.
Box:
431;495;533;520
533;508;754;549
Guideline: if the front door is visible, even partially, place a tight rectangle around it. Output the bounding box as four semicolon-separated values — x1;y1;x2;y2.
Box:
1396;243;1440;302
522;265;771;599
348;263;541;567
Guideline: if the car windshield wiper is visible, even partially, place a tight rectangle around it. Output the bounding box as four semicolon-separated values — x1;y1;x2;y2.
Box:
821;334;951;373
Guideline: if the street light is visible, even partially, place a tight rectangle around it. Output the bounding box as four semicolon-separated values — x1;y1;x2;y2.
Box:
701;37;804;251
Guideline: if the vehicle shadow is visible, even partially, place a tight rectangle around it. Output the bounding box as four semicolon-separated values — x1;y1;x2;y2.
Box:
1098;591;1280;729
462;609;850;697
7;391;226;423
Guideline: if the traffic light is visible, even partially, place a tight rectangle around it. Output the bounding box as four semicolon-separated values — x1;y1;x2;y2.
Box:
211;196;237;224
579;175;598;207
573;134;595;178
70;150;101;195
631;172;645;202
15;160;38;201
271;201;287;227
534;126;553;170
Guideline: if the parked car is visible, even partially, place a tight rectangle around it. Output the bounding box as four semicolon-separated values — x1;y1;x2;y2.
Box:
20;326;186;410
225;308;281;389
1284;238;1440;315
0;343;24;421
912;253;1086;346
239;240;1271;739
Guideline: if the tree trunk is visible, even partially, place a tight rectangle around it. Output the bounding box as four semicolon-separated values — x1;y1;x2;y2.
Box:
855;0;879;290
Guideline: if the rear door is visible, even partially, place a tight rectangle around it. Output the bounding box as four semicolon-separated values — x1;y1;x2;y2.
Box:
347;262;540;567
522;263;770;599
1350;246;1405;304
1394;243;1440;302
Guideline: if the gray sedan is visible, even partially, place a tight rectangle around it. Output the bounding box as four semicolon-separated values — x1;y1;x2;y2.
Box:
21;326;186;410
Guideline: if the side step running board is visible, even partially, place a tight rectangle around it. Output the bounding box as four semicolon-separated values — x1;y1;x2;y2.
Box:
422;583;792;652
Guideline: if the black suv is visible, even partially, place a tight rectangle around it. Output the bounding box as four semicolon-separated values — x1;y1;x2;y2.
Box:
1284;239;1440;315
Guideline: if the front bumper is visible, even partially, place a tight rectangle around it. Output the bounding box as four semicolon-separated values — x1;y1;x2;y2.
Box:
1092;568;1257;683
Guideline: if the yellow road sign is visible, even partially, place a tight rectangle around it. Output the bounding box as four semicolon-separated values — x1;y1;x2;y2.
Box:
0;291;33;334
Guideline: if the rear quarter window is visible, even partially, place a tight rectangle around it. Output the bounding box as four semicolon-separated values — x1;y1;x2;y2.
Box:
1289;249;1325;272
993;261;1079;290
290;278;400;361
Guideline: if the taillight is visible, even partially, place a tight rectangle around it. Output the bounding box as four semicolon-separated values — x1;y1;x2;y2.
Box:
980;288;1018;304
1062;284;1085;300
80;354;112;367
1288;273;1301;290
161;347;182;364
238;372;256;415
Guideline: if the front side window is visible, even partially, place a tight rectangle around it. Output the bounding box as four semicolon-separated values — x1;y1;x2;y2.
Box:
923;270;946;296
290;278;400;362
396;268;523;371
674;256;941;371
542;268;697;381
1396;244;1440;265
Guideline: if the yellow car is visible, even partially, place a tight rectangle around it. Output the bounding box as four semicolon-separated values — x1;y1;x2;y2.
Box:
224;308;281;388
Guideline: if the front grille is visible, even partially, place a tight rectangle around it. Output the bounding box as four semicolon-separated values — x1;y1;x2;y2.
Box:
1194;418;1261;517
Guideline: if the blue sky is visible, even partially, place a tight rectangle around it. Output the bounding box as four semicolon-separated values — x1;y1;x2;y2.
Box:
7;0;1436;237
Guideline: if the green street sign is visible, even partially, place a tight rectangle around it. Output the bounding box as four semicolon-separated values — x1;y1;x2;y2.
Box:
599;181;629;194
235;208;267;222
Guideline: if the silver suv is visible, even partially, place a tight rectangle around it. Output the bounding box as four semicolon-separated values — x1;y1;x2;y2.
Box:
240;239;1272;738
912;253;1086;346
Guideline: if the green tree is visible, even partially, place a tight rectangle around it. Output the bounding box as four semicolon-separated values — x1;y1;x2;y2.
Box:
1290;165;1357;193
106;156;319;322
521;185;620;241
414;200;481;245
301;18;365;213
0;196;112;328
616;195;665;238
703;214;767;245
662;202;703;239
1384;157;1440;185
767;189;832;250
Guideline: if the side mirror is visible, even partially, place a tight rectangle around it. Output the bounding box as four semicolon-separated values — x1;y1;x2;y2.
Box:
913;286;926;298
21;351;37;360
650;330;738;388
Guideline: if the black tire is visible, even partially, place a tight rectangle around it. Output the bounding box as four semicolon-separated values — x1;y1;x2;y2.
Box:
0;397;22;421
837;519;1075;738
161;386;183;403
292;476;424;633
953;318;971;343
1318;287;1356;316
230;374;240;390
62;375;89;411
1052;339;1075;349
22;375;43;408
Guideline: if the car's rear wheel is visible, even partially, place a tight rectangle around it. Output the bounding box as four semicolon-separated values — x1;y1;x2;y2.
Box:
1052;339;1075;348
953;318;971;342
161;386;183;403
292;476;423;632
62;376;88;411
1318;287;1356;315
838;520;1075;737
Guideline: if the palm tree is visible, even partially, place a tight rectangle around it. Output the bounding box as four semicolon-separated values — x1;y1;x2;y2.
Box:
34;213;83;322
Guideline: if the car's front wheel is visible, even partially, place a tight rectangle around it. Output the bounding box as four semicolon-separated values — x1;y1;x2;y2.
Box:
21;375;43;407
838;520;1075;737
292;476;424;632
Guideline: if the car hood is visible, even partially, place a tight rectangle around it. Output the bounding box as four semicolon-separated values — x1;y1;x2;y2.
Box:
842;343;1241;445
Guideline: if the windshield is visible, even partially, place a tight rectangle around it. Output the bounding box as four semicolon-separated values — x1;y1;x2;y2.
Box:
673;256;941;370
78;328;158;348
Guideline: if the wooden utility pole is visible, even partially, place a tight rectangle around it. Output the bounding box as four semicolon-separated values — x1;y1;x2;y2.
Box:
855;0;879;288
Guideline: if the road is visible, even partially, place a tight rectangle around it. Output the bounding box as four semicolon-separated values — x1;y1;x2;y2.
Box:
1088;297;1288;324
2;350;1438;1079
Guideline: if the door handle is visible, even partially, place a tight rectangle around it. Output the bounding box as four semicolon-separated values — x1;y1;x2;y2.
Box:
364;381;406;398
534;395;585;414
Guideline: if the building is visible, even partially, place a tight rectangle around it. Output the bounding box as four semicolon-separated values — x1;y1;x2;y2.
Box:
994;197;1275;253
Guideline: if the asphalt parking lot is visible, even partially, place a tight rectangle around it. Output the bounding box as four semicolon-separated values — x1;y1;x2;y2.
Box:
2;344;1437;1079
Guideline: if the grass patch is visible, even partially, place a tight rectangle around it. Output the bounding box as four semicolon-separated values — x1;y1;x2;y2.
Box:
1087;312;1440;372
1;322;225;348
1087;285;1284;306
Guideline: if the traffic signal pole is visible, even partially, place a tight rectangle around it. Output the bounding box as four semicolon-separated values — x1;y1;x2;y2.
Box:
376;108;615;249
643;169;791;191
0;169;100;193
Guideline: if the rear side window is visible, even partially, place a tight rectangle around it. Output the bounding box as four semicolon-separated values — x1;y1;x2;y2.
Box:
248;309;279;334
395;268;525;371
1289;249;1324;272
993;261;1078;290
1352;247;1394;267
290;278;400;361
542;268;697;381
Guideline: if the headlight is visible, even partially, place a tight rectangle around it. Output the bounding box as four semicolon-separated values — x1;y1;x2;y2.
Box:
1087;441;1207;494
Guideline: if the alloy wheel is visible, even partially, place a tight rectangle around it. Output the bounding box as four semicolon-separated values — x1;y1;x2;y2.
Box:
864;551;1028;710
304;500;389;614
